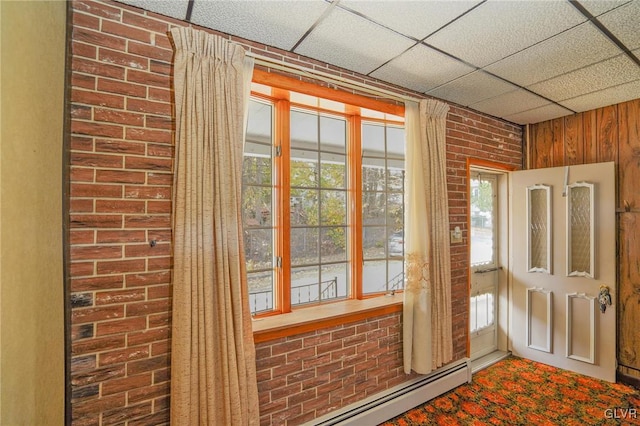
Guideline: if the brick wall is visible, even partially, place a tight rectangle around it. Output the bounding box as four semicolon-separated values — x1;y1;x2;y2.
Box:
67;1;523;424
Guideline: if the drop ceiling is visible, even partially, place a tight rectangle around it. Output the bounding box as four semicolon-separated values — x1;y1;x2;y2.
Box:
117;0;640;125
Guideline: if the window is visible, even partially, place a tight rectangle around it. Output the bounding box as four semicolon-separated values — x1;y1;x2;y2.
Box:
243;77;405;316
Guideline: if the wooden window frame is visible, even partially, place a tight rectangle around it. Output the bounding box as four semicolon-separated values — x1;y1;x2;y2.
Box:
249;70;405;339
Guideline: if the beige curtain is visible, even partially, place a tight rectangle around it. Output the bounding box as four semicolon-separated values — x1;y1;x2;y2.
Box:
170;27;259;425
403;99;453;374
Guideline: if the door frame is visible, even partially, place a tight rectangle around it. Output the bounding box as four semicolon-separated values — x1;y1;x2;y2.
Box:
466;159;516;359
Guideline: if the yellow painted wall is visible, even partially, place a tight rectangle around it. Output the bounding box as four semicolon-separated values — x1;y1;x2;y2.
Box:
0;1;66;424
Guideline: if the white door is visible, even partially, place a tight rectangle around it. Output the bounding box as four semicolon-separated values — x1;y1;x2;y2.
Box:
470;173;499;359
509;162;616;382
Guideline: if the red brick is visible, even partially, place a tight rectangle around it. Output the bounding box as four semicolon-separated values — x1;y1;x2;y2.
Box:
99;345;150;367
126;271;171;288
94;108;145;126
126;355;169;376
96;317;147;336
70;214;123;229
72;88;125;109
97;259;146;275
72;335;126;357
70;230;95;245
72;305;124;324
126;69;169;88
124;215;170;229
71;104;92;120
126;98;171;115
126;128;172;144
125;156;172;172
71;183;123;198
147;256;172;271
71;275;123;292
148;312;170;328
147;201;170;214
71;166;95;182
96;199;145;213
71;245;122;261
71;136;94;151
145;115;172;130
96;230;146;243
126;299;171;317
127;40;172;62
71;199;94;213
72;10;100;29
95;288;145;305
127;327;170;347
96;169;145;184
95;139;146;155
146;173;172;185
99;47;148;70
72;120;124;139
123;12;169;34
102;20;151;44
128;382;169;404
101;402;153;425
147;143;173;157
125;243;170;258
124;185;171;200
73;27;127;51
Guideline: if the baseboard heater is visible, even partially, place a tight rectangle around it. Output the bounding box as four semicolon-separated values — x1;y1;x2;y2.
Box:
309;358;472;426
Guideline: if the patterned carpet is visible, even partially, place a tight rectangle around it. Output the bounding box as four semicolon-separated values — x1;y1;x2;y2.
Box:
381;356;640;425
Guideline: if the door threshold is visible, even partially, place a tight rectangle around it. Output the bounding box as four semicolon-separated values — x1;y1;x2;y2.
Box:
471;350;510;374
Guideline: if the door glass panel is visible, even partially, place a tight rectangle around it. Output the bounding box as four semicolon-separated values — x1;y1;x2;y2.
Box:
470;175;496;266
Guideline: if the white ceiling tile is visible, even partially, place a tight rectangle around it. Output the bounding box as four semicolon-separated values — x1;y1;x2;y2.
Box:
339;0;481;40
426;70;518;107
115;0;189;20
560;79;640;112
484;21;620;87
425;0;586;67
469;89;550;118
597;0;640;50
189;0;330;51
370;44;476;93
504;103;574;125
295;7;415;75
579;0;633;16
528;53;640;102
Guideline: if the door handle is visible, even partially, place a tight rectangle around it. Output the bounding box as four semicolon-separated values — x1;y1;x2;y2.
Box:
474;266;503;274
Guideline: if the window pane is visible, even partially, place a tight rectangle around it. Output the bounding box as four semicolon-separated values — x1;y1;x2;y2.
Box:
363;226;386;259
362;192;385;226
387;126;405;158
244;229;273;269
320;115;346;154
291;109;318;149
470;177;496;266
320;153;346;189
243;99;275;314
246;100;272;142
387;193;403;229
290;227;318;266
291;189;318;226
291;265;319;305
387;167;404;191
321;190;346;225
362;123;385;156
248;273;273;314
362;121;405;296
242;186;272;227
321;227;346;262
322;263;348;299
291;156;318;188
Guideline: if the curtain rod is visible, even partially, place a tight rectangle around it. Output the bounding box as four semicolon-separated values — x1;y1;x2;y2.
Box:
246;51;422;105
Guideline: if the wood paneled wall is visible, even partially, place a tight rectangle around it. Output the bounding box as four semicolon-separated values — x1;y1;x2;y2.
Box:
529;99;640;382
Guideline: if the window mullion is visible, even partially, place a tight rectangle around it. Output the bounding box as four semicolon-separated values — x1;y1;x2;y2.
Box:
349;115;363;299
276;99;292;313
